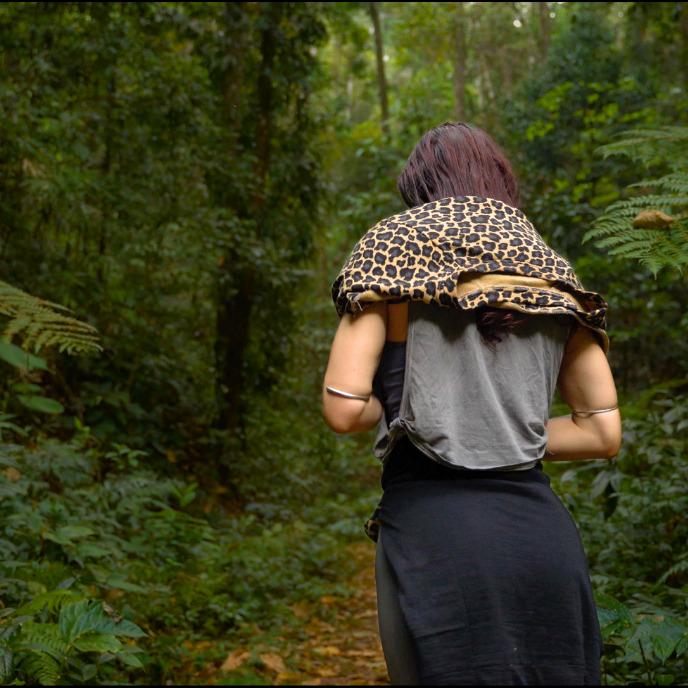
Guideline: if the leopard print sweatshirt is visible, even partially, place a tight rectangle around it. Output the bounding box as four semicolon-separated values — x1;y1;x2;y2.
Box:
332;195;608;350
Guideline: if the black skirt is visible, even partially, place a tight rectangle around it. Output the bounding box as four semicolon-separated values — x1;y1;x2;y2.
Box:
379;438;602;685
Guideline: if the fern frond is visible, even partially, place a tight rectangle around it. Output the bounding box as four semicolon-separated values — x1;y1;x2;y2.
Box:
660;556;688;583
20;622;68;656
0;281;101;354
17;651;60;686
589;127;688;272
16;590;83;617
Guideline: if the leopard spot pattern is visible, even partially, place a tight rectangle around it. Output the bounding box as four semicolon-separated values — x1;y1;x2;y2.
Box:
332;196;608;345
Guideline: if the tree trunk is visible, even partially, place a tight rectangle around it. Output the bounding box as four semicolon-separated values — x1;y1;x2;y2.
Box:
680;2;688;94
221;2;246;149
454;2;467;122
215;1;281;433
215;1;250;433
538;2;550;61
253;1;282;214
215;266;254;432
369;2;389;135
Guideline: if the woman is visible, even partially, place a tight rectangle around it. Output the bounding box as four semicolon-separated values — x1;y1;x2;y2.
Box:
322;123;621;686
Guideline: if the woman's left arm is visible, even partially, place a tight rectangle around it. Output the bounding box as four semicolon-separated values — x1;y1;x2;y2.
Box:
322;303;387;434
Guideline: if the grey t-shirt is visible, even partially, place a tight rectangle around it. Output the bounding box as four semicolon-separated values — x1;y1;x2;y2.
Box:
373;302;569;470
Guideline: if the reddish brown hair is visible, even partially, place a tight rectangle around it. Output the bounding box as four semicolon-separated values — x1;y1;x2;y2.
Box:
397;123;520;209
398;123;522;344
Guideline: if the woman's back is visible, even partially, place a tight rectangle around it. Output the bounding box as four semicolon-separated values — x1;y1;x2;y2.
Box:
375;302;569;470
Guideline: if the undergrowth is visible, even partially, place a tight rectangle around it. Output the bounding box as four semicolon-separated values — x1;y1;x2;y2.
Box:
0;428;379;685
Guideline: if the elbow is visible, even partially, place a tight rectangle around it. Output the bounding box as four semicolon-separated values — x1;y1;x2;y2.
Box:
599;428;622;459
323;413;354;435
322;403;358;435
599;441;621;460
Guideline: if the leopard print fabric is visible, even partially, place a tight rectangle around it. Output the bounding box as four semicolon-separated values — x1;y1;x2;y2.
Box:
332;195;608;350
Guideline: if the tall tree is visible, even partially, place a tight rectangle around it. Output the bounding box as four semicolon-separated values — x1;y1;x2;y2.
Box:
538;1;551;60
213;2;325;437
369;2;390;134
454;1;467;121
681;2;688;93
215;1;254;435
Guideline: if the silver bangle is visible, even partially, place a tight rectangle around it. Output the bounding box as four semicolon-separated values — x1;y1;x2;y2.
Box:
326;386;371;402
572;406;618;415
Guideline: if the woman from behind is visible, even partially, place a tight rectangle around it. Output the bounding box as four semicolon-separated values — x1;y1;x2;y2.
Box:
323;123;621;685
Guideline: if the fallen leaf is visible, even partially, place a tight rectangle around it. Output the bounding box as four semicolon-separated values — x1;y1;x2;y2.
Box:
260;652;286;673
3;467;21;482
353;610;377;619
313;646;341;657
165;449;177;464
300;680;321;686
316;667;340;678
344;649;377;657
276;671;301;685
193;664;218;679
320;595;337;605
195;641;214;651
220;649;251;673
292;601;310;620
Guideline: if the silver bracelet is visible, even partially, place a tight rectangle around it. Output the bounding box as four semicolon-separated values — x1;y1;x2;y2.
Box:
325;386;371;402
572;406;618;415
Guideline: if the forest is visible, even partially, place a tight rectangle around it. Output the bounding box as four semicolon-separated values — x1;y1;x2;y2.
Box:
1;1;688;685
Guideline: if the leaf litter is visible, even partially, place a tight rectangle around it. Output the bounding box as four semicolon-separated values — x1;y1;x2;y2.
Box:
208;542;390;686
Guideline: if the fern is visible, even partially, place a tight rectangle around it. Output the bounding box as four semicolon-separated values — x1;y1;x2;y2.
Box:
18;651;60;686
0;280;100;354
17;589;82;616
3;587;147;685
21;622;69;656
584;126;688;274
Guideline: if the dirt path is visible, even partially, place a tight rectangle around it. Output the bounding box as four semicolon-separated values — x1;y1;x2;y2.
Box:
280;542;389;686
205;542;390;686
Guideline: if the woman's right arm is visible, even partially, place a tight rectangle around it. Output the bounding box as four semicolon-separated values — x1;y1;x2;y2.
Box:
545;326;622;461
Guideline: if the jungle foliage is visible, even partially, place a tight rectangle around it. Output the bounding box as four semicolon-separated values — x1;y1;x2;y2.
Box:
1;1;688;685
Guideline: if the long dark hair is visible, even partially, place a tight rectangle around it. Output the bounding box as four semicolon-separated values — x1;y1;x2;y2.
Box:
398;123;522;344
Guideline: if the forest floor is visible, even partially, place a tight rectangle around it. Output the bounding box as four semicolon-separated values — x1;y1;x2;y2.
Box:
195;542;390;686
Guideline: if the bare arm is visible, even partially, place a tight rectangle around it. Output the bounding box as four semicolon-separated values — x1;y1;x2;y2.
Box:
545;326;622;461
322;303;387;434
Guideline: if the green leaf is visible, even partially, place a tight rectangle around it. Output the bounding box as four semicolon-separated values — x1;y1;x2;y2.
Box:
77;543;111;559
118;652;144;668
12;382;43;394
59;600;102;644
74;635;122;653
657;675;676;686
93;617;147;639
594;592;634;622
0;642;12;680
675;632;688;657
17;395;64;414
653;633;675;664
0;342;47;371
82;664;97;682
43;526;94;545
106;572;146;593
